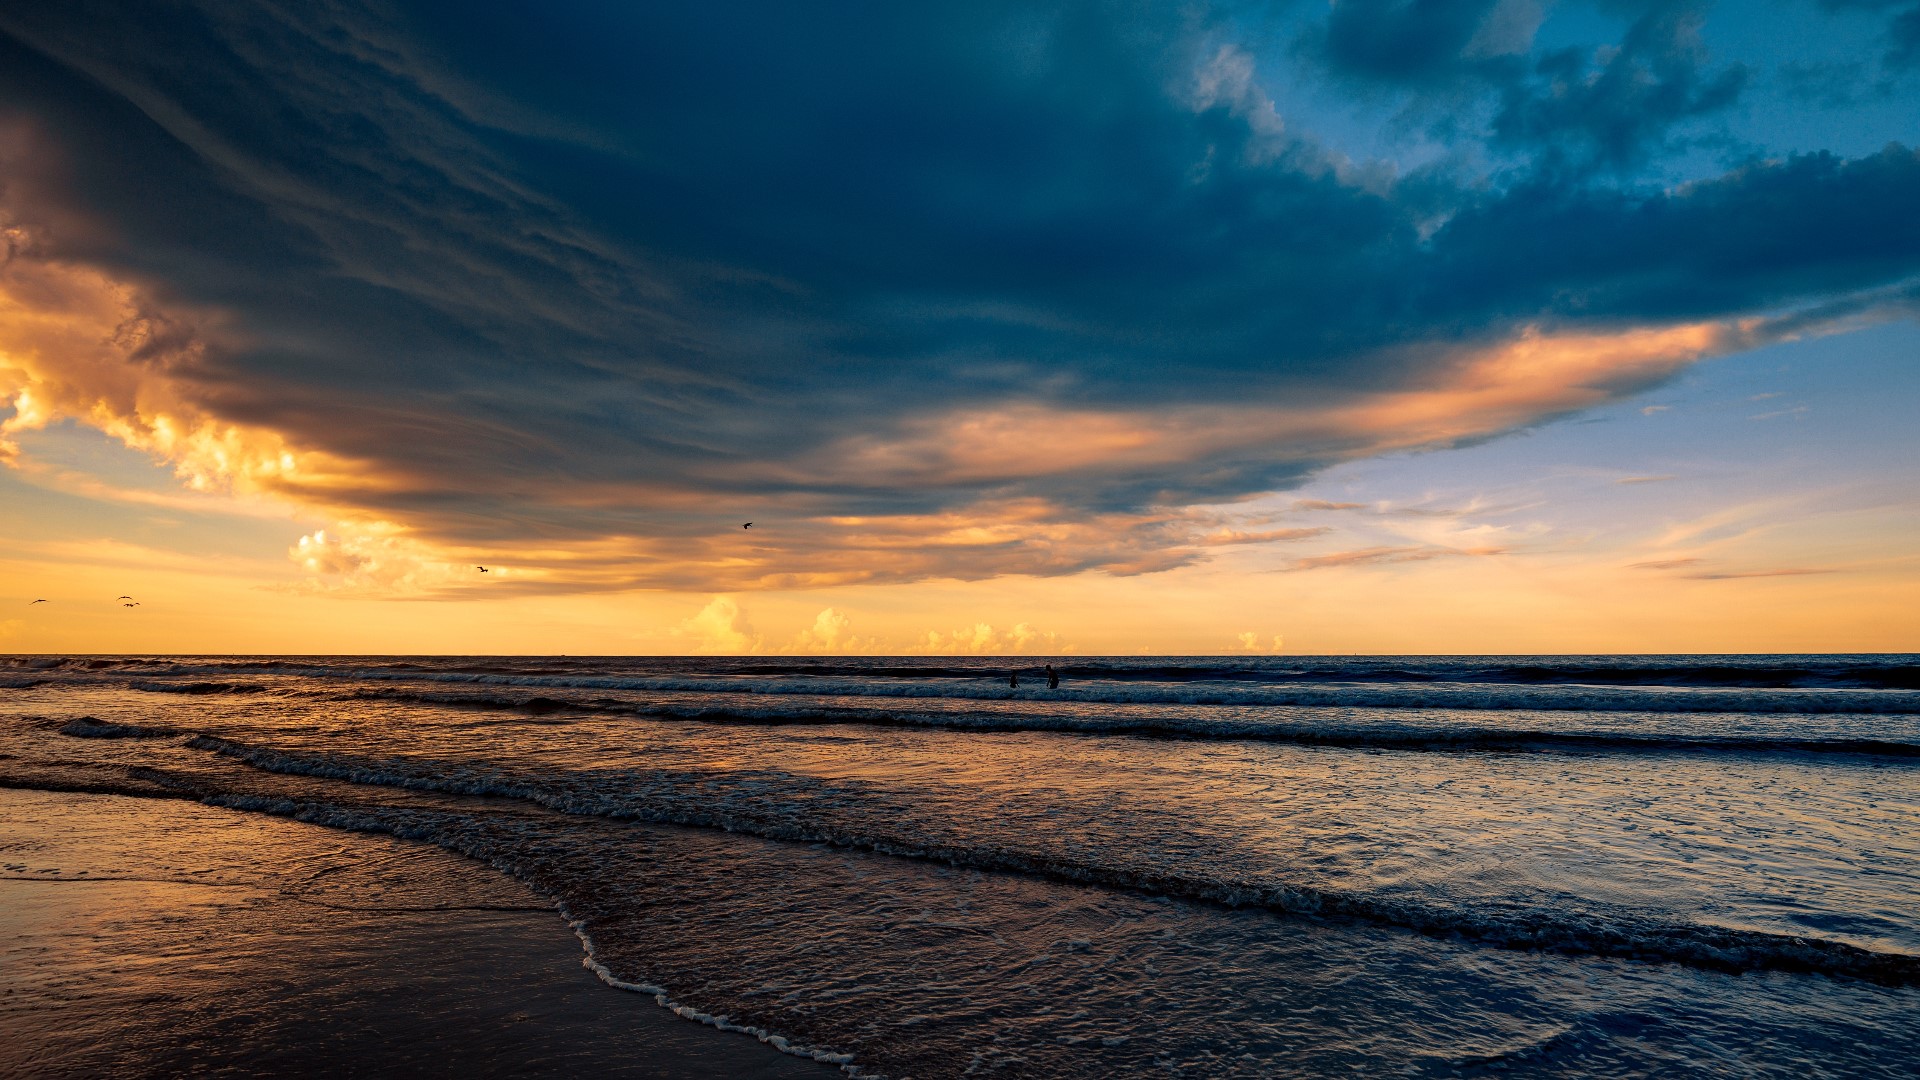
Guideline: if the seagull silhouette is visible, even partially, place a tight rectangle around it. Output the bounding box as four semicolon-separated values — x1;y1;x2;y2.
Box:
29;599;47;604
123;603;139;608
476;566;489;573
117;595;132;600
743;522;753;530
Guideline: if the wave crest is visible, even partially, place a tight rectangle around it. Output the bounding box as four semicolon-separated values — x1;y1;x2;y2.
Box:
179;733;1920;987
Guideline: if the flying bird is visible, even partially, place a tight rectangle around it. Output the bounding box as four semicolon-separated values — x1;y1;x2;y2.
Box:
743;522;753;530
123;603;139;608
476;566;489;572
29;599;47;604
117;595;132;600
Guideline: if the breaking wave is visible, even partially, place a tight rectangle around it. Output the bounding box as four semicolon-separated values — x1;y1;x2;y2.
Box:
164;732;1920;987
263;686;1920;758
8;652;1920;689
55;716;181;739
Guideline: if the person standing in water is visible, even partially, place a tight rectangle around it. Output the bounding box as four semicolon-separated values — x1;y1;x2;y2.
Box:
1008;670;1018;689
1045;663;1059;689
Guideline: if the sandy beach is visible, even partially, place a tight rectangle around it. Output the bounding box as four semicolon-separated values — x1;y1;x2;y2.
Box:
0;786;836;1079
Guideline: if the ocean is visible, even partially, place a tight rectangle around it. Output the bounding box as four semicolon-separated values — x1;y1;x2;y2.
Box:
3;653;1917;1077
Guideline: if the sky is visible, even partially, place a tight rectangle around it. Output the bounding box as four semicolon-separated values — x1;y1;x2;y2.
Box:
1;0;1916;655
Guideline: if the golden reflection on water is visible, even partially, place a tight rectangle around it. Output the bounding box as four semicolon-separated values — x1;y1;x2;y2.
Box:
0;788;828;1078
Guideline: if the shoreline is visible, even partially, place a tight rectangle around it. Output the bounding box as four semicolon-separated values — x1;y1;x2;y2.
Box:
0;786;839;1078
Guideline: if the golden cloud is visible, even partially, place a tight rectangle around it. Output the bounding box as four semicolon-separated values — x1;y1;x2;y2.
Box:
786;321;1743;494
0;204;1793;596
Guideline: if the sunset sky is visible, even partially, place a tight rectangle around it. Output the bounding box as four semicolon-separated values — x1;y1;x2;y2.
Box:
2;0;1916;655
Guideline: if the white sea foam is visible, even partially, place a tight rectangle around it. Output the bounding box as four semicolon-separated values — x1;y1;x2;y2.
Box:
567;915;863;1074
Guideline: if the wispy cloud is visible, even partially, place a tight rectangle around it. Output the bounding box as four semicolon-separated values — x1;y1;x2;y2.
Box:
1683;567;1836;580
1630;557;1704;570
1279;545;1509;572
1616;475;1677;485
1653;500;1790;548
1197;526;1330;546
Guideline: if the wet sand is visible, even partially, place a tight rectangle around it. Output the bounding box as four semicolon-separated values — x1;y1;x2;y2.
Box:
0;787;837;1078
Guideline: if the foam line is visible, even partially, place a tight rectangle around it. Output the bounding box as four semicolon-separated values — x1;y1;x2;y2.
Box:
148;686;1920;759
177;733;1920;987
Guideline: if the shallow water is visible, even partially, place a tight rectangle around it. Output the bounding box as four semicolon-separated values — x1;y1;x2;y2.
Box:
3;653;1917;1077
0;787;831;1078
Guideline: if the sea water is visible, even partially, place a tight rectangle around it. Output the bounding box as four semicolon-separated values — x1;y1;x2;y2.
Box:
3;654;1917;1077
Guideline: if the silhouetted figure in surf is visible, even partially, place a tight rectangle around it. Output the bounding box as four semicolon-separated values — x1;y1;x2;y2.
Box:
1009;670;1018;689
1046;663;1059;689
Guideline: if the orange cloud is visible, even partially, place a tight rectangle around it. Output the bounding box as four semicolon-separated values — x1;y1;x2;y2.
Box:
789;321;1745;497
0;247;1755;594
1684;567;1837;580
0;201;1833;596
675;596;761;653
1282;545;1510;571
1235;631;1285;653
1197;526;1330;546
907;621;1069;655
0;226;365;499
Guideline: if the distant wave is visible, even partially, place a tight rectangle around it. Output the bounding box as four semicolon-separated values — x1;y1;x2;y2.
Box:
721;661;1920;691
33;653;1920;711
58;665;1920;716
55;716;182;739
125;680;266;696
203;670;1920;714
270;668;1920;716
9;653;1920;689
144;732;1920;987
284;686;1920;759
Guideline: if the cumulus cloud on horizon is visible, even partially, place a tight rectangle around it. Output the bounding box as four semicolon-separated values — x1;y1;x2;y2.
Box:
0;1;1916;594
672;598;1067;656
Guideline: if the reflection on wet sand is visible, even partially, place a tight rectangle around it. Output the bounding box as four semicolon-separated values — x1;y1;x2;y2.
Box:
0;788;832;1079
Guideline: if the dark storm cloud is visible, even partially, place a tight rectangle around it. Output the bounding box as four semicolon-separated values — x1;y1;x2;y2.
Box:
1427;146;1920;322
1488;1;1748;171
1896;7;1920;65
1820;0;1920;69
0;1;1915;589
1313;0;1514;85
1310;0;1749;172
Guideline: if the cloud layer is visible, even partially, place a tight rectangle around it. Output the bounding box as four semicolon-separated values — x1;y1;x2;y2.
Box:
1;1;1916;593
